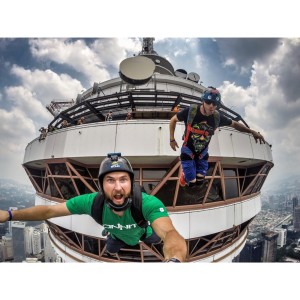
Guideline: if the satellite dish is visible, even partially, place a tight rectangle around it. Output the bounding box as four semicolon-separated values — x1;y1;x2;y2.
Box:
187;72;200;83
174;69;187;79
119;56;155;85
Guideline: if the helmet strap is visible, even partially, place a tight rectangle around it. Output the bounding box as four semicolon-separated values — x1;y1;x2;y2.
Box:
201;103;209;116
106;196;133;212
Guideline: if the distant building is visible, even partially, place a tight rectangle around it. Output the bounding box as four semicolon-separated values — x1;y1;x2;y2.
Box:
24;226;34;255
274;228;287;247
8;207;18;235
32;229;42;255
294;206;300;231
238;238;263;262
39;223;48;249
24;225;45;257
11;221;26;262
0;223;6;237
0;236;14;261
261;231;279;262
22;257;41;263
42;223;63;262
292;196;298;211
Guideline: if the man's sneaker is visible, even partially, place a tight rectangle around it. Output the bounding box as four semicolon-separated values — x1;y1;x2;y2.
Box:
105;250;117;257
196;178;205;186
179;172;186;187
196;176;206;188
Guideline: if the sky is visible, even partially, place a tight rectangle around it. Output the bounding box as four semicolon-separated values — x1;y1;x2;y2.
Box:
1;36;300;192
0;1;298;194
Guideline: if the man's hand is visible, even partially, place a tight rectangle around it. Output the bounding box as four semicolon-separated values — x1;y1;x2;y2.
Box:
0;210;10;223
231;121;266;144
170;139;179;151
152;217;187;262
252;131;266;144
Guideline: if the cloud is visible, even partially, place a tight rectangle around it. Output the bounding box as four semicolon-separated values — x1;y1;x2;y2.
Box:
5;85;51;121
0;107;35;183
10;64;83;105
0;62;88;183
6;64;85;127
29;38;110;85
268;38;300;102
217;38;280;74
219;81;254;116
29;38;142;85
219;38;300;188
92;38;141;70
154;38;200;72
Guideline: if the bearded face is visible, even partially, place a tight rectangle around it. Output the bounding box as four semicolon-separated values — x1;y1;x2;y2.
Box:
102;172;132;206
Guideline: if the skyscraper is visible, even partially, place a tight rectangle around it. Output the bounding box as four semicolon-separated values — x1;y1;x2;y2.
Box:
238;238;263;262
24;226;34;255
39;223;48;250
11;221;26;262
0;236;14;262
294;206;300;231
292;196;298;211
274;228;287;247
0;223;6;237
32;229;42;255
261;231;279;262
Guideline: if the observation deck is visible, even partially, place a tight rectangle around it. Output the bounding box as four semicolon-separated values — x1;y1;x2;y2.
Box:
23;38;273;262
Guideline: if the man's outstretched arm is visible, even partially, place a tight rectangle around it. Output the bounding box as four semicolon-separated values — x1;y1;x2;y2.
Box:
151;216;187;262
230;120;266;144
0;203;71;223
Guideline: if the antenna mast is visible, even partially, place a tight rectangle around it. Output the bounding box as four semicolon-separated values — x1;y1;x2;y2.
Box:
140;38;158;55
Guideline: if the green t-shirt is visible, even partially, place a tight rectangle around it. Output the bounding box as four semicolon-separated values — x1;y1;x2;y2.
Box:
66;192;169;246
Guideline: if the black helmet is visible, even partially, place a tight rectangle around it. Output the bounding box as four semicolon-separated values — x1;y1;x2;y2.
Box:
201;86;221;108
98;153;134;211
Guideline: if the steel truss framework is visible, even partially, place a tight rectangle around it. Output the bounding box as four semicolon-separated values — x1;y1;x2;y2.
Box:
23;157;272;262
23;158;273;209
46;218;250;262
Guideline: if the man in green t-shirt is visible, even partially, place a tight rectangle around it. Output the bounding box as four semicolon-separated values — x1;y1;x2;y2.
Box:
0;153;187;262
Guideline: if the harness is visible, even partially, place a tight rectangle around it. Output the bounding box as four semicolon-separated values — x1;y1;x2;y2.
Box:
90;183;149;228
183;104;220;147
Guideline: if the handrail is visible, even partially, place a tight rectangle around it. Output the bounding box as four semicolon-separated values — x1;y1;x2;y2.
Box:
48;90;249;128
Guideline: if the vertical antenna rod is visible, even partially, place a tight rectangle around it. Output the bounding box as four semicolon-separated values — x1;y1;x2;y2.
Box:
140;38;158;55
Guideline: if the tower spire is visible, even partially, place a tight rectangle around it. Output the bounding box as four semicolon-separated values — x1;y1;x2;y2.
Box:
140;38;158;55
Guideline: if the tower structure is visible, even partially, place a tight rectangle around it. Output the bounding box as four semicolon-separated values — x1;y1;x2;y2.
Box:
23;38;274;262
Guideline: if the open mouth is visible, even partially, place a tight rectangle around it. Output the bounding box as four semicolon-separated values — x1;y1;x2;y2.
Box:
113;194;124;203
